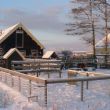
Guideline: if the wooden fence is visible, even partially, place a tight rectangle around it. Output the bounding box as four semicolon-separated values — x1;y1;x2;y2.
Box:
0;67;47;105
11;59;62;78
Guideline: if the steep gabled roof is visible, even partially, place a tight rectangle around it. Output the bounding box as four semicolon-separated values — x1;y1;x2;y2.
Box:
3;48;25;60
96;34;110;48
42;51;56;59
0;23;44;49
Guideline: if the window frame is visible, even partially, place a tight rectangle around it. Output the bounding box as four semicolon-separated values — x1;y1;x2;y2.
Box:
15;30;24;48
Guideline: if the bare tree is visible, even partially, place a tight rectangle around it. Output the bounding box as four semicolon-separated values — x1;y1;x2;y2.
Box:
66;0;110;67
66;0;98;66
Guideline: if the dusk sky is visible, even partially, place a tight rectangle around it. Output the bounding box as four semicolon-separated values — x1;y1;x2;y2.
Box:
0;0;90;51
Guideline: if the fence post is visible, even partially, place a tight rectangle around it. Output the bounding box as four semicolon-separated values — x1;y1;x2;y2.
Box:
0;72;2;81
59;71;61;78
18;76;21;92
59;62;62;78
29;80;32;96
5;73;7;84
38;61;40;76
36;71;39;77
44;82;47;106
48;62;50;78
81;81;84;101
86;73;89;89
11;75;14;87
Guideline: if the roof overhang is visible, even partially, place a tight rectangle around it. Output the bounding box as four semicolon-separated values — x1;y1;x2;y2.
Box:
3;48;25;60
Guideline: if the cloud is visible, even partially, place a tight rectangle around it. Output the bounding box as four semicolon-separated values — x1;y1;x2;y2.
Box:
0;7;66;34
44;41;90;51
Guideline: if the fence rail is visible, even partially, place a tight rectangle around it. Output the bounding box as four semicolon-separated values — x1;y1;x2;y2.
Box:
0;67;47;106
11;59;62;78
11;60;62;73
0;67;46;84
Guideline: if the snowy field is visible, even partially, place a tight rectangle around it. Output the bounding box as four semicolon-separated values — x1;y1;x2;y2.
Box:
0;69;110;110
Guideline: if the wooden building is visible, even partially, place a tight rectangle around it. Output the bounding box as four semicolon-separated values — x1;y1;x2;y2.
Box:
0;23;44;68
3;48;25;69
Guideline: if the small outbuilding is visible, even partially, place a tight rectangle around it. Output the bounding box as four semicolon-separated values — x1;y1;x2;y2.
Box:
3;48;25;69
42;51;58;59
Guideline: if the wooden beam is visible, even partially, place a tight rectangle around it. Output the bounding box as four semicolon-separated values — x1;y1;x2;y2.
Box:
44;83;48;106
12;60;61;64
46;76;110;84
81;81;84;101
0;67;46;84
17;69;61;73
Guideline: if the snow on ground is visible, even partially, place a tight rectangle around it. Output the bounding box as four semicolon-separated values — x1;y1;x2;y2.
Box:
0;82;44;110
47;80;110;110
0;69;110;110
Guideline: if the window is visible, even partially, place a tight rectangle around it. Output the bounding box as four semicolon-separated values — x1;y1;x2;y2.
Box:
0;48;3;56
16;30;24;48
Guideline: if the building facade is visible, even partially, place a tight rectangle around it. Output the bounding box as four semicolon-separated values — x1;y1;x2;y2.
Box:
0;23;44;68
0;23;44;59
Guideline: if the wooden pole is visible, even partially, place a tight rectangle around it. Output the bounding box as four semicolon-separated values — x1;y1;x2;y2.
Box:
0;72;2;81
5;73;7;84
11;75;14;87
29;80;32;96
47;75;110;84
36;71;39;77
59;62;61;78
104;0;108;67
44;83;47;106
59;71;61;78
86;73;89;89
36;63;39;77
48;72;50;78
38;62;40;76
81;81;84;101
18;76;21;92
48;62;50;78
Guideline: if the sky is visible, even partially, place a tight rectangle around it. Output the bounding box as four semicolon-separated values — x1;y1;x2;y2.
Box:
0;0;91;52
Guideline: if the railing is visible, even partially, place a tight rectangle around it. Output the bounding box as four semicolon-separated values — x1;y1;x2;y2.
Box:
11;59;62;78
0;67;47;106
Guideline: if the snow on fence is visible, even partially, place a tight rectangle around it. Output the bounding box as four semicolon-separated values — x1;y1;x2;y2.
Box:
11;59;62;78
0;67;47;106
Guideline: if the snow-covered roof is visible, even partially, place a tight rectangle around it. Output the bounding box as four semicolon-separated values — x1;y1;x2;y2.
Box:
96;34;110;48
0;23;44;49
42;51;55;59
3;48;25;60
